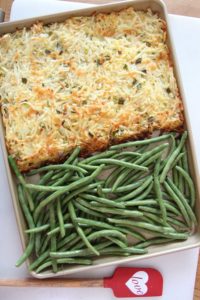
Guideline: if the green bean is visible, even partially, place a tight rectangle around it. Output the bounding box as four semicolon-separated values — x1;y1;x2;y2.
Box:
63;212;70;222
141;212;171;227
39;170;54;183
99;247;147;255
181;149;189;195
26;184;67;192
25;224;49;233
110;134;171;150
68;201;99;256
167;178;197;225
80;193;125;208
34;165;104;221
171;152;184;170
27;163;87;176
176;166;196;208
86;203;143;218
182;145;189;172
160;132;187;183
90;158;148;172
17;185;35;229
57;232;77;249
106;236;128;248
51;241;113;258
164;201;182;216
160;135;176;171
162;232;189;240
87;229;127;243
138;205;174;217
62;229;92;251
112;152;142;159
98;177;147;194
74;201;104;219
78;164;98;171
50;204;57;273
75;218;143;240
114;176;152;202
8;156;27;185
123;152;165;187
36;258;92;273
52;158;79;181
124;182;154;206
139;204;181;219
66;147;81;164
138;206;187;229
57;199;65;238
119;199;156;207
166;216;189;231
32;171;54;201
17;185;37;262
47;224;74;236
35;261;52;273
104;166;125;188
52;171;74;187
8;156;34;211
36;174;77;205
113;143;168;189
104;148;147;188
35;219;43;256
164;181;191;227
40;235;51;254
175;141;184;193
172;165;179;187
80;150;116;164
16;234;34;267
107;218;174;234
135;237;173;249
167;148;183;191
42;147;81;183
75;217;116;230
154;158;167;225
29;251;49;271
116;227;145;241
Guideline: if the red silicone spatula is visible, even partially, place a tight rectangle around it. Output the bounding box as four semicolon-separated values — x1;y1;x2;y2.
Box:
0;267;163;298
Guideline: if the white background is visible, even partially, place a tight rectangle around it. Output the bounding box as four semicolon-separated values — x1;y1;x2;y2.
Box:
0;1;200;299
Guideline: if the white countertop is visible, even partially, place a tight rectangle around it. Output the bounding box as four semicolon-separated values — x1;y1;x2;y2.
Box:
0;1;200;299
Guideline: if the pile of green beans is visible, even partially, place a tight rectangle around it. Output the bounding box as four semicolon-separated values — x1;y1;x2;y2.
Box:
8;131;197;274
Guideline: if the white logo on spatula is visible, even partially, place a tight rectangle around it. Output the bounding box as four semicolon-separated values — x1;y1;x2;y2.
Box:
125;271;149;295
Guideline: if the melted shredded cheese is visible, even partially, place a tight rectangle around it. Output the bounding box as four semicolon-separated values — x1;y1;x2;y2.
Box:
0;7;183;171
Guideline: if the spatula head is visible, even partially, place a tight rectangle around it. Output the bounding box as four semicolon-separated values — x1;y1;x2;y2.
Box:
104;267;163;298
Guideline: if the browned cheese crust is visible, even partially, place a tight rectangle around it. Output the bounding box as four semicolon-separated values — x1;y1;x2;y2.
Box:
0;8;184;171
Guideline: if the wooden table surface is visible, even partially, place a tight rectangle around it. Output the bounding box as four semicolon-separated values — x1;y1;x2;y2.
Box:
0;0;199;299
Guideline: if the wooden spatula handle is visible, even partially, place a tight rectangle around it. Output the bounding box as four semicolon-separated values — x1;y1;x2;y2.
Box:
0;278;103;288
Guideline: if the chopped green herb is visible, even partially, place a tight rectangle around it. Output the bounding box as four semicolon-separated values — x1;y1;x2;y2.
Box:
145;41;151;47
45;49;51;55
118;98;125;105
166;87;171;94
137;83;142;90
21;78;27;84
123;64;128;70
135;58;142;64
105;55;111;61
56;109;62;114
96;59;103;66
148;116;154;123
132;79;138;86
88;131;94;138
